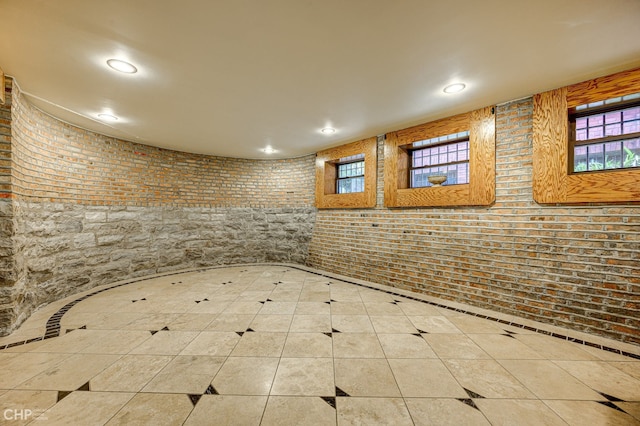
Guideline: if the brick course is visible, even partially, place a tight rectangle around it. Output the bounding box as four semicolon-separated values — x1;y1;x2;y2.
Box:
307;99;640;345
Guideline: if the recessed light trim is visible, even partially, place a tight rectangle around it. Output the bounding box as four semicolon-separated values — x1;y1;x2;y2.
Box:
97;113;118;122
443;83;466;94
321;127;336;135
106;59;138;74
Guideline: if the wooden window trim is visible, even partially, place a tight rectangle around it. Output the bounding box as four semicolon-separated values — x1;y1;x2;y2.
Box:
533;67;640;204
384;106;495;207
315;137;377;209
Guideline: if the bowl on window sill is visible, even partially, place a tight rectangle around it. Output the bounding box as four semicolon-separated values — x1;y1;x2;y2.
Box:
427;175;447;187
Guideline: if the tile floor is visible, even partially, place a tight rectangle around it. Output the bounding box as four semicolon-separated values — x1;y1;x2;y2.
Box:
0;265;639;425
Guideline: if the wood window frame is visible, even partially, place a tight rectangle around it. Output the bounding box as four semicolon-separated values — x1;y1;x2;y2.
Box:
533;67;640;204
384;106;496;207
315;137;377;209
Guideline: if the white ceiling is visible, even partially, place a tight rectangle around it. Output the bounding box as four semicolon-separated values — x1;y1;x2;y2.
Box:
1;0;640;159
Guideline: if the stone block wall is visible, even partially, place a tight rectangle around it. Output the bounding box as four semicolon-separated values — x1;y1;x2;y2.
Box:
307;99;640;345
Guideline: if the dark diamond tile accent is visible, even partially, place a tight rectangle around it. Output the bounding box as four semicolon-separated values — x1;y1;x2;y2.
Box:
323;332;333;338
246;328;255;333
57;391;72;402
324;301;331;305
417;329;429;334
150;330;159;335
205;385;219;395
331;328;341;333
330;299;337;303
267;299;273;302
502;334;515;339
161;326;169;331
599;392;624;402
141;298;147;301
597;401;627;414
195;301;201;304
66;329;74;334
335;386;350;397
464;388;485;399
458;399;479;410
203;298;209;301
236;331;244;337
259;301;265;304
321;396;336;409
132;300;137;303
412;333;423;338
77;381;90;392
79;326;86;330
188;394;201;406
390;302;398;305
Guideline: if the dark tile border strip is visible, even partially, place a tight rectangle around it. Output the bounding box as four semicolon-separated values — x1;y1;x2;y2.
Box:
1;263;638;360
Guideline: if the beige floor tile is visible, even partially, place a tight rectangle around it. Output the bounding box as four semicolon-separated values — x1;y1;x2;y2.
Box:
448;315;509;334
474;399;569;426
396;301;442;316
249;315;293;332
105;393;193;426
389;359;467;398
363;302;404;316
298;290;331;303
514;334;601;360
0;353;71;389
184;395;268;426
129;330;199;355
188;301;230;314
330;302;367;316
407;316;462;333
553;360;640;401
28;329;113;353
35;391;134;425
78;330;152;354
122;313;182;330
544;399;638;425
295;302;330;315
579;345;634;362
328;291;362;303
262;396;336;426
91;354;173;392
17;353;120;391
359;290;395;303
230;332;287;357
271;358;334;396
143;355;225;394
290;315;332;332
443;359;536;399
224;301;264;315
205;314;255;332
617;402;640;421
499;360;603;400
259;302;298;315
282;333;333;358
212;357;279;395
166;313;217;331
423;334;491;359
179;331;240;356
331;315;374;333
467;333;546;359
377;333;437;359
405;398;491;426
369;316;418;334
334;359;401;397
0;390;58;425
609;361;640;380
332;333;385;358
337;397;413;426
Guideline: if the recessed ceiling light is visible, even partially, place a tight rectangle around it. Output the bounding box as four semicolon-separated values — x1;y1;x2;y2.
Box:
443;83;466;94
262;146;276;154
106;59;138;74
97;113;118;122
321;127;336;135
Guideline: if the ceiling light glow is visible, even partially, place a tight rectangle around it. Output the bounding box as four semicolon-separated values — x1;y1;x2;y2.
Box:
443;83;466;94
97;113;118;122
106;59;138;74
321;127;336;135
263;146;276;154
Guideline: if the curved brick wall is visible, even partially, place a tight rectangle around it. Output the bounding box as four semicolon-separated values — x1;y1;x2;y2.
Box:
1;84;316;334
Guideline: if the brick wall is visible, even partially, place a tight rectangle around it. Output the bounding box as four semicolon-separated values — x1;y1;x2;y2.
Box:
308;99;640;345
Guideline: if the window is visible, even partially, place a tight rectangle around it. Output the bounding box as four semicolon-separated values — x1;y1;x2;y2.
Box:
409;131;470;187
532;67;640;204
384;106;495;208
570;94;640;173
336;155;365;193
315;137;377;209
